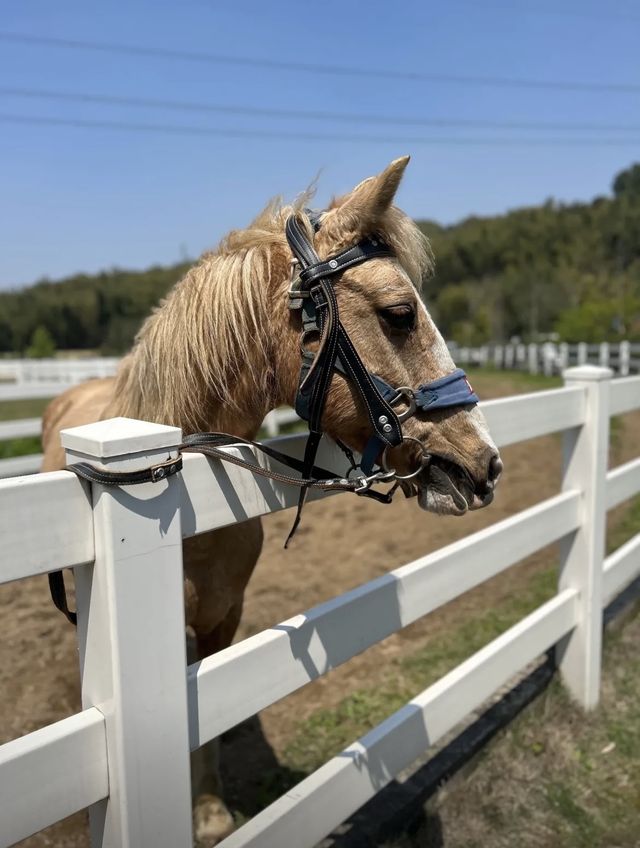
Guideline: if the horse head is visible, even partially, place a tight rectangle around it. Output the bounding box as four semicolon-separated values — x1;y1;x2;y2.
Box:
274;156;502;515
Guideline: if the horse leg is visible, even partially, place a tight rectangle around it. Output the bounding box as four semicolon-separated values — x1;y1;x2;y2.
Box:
190;604;243;847
183;521;263;846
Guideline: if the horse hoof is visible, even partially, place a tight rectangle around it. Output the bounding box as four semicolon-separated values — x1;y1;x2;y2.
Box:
193;793;235;847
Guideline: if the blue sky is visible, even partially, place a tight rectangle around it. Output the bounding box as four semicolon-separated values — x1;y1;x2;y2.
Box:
1;0;639;289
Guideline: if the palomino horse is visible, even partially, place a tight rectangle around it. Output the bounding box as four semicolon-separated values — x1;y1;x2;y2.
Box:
41;156;502;846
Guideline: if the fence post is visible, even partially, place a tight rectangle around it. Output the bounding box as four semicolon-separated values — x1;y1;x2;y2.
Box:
577;341;588;365
528;343;538;375
599;342;610;368
504;344;515;369
559;342;569;371
61;417;193;848
619;340;630;376
557;366;611;709
543;342;555;377
263;410;279;438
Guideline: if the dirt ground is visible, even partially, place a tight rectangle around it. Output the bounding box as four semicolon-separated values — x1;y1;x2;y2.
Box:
1;372;638;847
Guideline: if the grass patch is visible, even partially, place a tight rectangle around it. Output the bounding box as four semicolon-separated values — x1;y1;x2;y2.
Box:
607;495;640;554
0;397;51;421
282;568;558;777
0;436;41;459
465;367;562;391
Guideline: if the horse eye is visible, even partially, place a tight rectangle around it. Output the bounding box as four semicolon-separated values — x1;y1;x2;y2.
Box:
379;304;416;331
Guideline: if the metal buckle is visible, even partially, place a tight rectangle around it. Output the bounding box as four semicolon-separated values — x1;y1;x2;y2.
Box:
381;437;430;482
349;467;396;493
390;387;417;423
149;456;181;483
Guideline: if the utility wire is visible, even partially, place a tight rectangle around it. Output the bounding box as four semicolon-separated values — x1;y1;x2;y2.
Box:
2;86;640;133
450;0;640;23
2;113;640;146
2;31;640;94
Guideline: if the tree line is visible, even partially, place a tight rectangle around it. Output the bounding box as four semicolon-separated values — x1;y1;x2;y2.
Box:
2;164;639;355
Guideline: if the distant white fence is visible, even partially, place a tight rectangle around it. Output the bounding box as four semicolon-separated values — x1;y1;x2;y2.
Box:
452;340;639;377
0;369;300;477
0;357;119;384
1;367;639;847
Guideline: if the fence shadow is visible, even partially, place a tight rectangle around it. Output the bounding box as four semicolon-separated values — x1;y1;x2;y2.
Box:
321;574;640;848
220;714;306;819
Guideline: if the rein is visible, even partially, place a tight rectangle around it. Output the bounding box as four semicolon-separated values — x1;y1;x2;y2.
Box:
49;208;478;625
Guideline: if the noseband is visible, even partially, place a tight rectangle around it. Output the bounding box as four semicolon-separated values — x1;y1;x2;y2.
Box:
283;209;478;537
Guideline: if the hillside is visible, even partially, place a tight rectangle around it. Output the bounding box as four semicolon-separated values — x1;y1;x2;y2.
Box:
2;163;639;354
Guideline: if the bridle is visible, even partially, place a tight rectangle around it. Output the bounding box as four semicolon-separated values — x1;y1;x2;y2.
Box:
49;207;479;624
282;209;478;538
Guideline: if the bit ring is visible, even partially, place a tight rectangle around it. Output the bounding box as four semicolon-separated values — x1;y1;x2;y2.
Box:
381;436;430;481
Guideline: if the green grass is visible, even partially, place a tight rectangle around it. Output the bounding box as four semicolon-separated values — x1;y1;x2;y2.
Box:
0;436;41;459
465;366;562;390
279;568;557;779
0;397;51;421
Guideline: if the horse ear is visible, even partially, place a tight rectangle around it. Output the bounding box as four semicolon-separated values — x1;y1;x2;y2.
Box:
320;156;410;244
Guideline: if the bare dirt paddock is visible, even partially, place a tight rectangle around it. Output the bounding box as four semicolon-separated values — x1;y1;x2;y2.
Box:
1;372;639;847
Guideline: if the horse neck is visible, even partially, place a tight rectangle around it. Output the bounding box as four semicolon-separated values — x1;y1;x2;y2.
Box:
109;249;293;438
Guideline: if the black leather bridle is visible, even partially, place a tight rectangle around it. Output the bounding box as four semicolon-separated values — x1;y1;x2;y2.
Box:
282;209;479;540
49;208;479;624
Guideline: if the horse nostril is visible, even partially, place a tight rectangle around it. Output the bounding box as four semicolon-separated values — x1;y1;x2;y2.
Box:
488;453;503;484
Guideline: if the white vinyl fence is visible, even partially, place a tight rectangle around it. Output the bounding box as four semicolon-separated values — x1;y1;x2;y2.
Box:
1;366;640;847
453;340;639;377
0;357;119;384
0;376;299;478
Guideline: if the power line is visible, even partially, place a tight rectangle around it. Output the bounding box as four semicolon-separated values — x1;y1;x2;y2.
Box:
451;0;640;23
2;113;640;146
2;86;640;133
2;31;640;94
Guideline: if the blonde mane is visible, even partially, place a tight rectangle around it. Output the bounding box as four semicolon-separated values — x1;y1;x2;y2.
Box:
110;192;432;433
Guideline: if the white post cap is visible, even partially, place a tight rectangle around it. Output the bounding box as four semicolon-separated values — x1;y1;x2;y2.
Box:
563;365;613;382
61;417;182;459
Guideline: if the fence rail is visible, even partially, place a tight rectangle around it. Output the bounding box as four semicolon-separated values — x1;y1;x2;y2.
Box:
1;368;640;847
452;340;639;376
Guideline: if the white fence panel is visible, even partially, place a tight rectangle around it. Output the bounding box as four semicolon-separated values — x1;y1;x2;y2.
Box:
0;709;108;848
0;471;94;583
603;533;640;606
2;364;640;847
219;590;578;848
610;375;640;416
481;386;585;447
0;453;43;479
0;417;41;440
0;382;75;401
189;490;580;746
606;457;640;510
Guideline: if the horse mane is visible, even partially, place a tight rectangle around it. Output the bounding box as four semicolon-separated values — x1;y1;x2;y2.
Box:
110;191;433;433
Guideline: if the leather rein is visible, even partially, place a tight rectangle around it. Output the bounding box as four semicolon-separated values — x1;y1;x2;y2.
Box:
49;208;478;624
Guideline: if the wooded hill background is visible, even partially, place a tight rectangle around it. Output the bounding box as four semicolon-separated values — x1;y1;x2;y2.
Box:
2;163;639;355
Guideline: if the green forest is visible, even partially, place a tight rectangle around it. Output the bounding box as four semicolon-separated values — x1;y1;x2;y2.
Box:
2;163;639;355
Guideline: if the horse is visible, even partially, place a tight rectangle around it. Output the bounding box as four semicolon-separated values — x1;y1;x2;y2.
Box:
41;155;502;846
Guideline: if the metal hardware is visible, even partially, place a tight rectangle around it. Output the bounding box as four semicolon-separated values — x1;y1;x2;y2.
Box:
378;415;388;424
381;437;430;482
149;456;181;483
390;386;417;423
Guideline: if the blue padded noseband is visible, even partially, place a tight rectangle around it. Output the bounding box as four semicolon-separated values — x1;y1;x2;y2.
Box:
371;368;479;412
